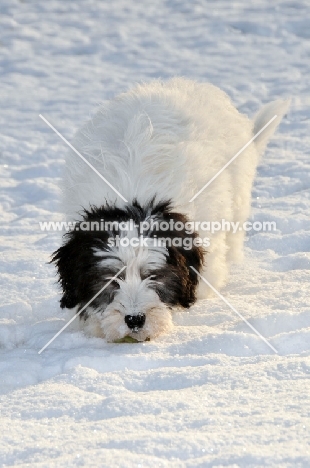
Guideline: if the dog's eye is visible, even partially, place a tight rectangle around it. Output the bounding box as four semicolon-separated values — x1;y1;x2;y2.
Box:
140;271;157;281
108;276;122;287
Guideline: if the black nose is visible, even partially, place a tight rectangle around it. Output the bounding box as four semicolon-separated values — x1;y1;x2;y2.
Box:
125;314;146;330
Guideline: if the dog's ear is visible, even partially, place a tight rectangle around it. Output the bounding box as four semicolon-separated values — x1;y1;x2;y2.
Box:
167;242;204;308
51;233;82;309
51;230;103;309
152;209;205;308
181;242;205;305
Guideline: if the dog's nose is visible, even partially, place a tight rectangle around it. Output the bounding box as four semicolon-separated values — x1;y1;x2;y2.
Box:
125;314;146;330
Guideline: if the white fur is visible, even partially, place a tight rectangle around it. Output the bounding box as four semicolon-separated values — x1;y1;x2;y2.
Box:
61;78;289;340
91;241;172;341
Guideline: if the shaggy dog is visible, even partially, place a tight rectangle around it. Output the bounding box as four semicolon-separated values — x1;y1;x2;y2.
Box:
52;78;289;342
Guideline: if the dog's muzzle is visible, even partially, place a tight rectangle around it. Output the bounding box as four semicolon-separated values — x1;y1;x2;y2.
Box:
125;313;146;331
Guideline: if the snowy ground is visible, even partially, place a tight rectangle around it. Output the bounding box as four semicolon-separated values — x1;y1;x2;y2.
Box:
1;0;310;466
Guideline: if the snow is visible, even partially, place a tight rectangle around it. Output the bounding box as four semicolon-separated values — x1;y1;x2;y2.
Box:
0;0;310;466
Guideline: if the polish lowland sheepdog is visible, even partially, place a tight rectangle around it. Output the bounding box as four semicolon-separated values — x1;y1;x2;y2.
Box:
52;78;289;342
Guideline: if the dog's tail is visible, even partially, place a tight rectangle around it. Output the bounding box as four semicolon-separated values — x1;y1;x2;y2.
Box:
253;98;291;155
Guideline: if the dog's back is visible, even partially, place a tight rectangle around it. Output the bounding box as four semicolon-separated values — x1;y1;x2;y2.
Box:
62;78;250;219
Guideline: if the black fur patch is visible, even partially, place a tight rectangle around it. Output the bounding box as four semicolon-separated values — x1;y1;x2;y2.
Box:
51;199;205;315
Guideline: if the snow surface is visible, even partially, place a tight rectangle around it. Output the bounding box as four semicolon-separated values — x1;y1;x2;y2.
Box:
1;0;310;466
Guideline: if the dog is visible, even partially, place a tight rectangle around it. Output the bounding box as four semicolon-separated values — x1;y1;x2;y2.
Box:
52;78;289;342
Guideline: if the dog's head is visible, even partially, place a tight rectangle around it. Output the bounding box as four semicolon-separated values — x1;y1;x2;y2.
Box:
51;200;204;342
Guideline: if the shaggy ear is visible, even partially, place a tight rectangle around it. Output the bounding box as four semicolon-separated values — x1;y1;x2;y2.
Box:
152;209;205;308
51;234;81;309
167;242;204;308
184;243;205;304
51;230;104;309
